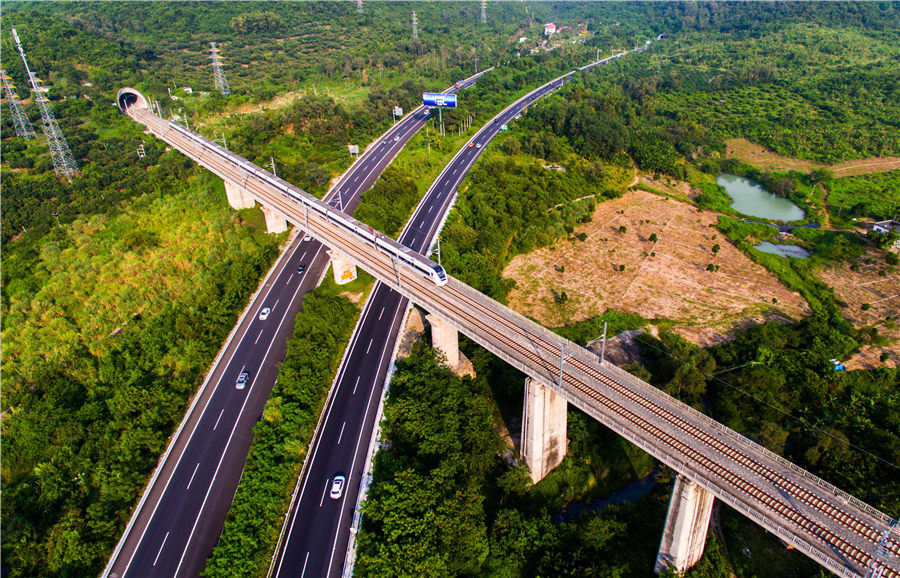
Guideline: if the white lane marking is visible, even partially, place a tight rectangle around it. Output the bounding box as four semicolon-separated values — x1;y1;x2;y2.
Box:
186;463;200;490
254;329;264;344
378;307;384;320
300;552;310;578
273;241;371;576
272;299;280;312
173;250;321;576
366;339;373;354
300;251;307;261
213;409;225;431
122;240;309;577
353;376;360;395
153;532;169;567
338;422;346;445
326;302;403;574
427;205;433;213
287;274;294;284
319;479;329;507
452;168;458;175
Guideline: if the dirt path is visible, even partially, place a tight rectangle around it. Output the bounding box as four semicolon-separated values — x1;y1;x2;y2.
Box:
726;138;900;177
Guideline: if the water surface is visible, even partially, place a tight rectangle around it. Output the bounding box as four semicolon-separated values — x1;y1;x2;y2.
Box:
716;174;805;222
754;241;811;259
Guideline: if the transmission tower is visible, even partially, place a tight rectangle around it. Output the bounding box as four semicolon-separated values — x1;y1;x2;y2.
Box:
357;0;363;14
11;28;79;179
209;42;231;96
412;11;419;40
480;0;487;24
1;69;36;139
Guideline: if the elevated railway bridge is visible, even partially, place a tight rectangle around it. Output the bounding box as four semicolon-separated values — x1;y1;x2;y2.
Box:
118;87;899;578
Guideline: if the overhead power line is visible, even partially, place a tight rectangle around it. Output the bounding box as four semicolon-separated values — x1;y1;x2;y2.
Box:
11;28;79;180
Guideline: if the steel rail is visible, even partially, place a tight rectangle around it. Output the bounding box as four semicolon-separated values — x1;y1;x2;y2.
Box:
121;100;899;578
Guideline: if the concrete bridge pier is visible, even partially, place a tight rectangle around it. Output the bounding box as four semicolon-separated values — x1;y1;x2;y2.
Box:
224;180;255;210
261;205;289;235
521;377;567;483
655;474;715;575
327;250;358;285
426;313;460;369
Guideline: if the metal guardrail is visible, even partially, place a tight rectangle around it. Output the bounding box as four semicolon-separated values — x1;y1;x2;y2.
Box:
123;101;897;578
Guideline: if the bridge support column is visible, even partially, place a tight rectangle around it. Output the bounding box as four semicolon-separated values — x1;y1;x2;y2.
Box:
426;314;460;369
655;474;715;575
521;377;567;483
327;250;358;285
224;180;255;210
261;205;288;235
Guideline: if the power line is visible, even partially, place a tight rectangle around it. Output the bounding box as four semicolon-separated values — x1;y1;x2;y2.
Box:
11;28;79;180
630;331;900;472
357;0;363;14
412;11;418;40
209;42;231;97
480;0;487;24
1;68;36;139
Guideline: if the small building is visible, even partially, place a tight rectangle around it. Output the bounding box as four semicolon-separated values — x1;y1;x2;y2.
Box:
873;220;900;249
518;36;528;43
544;22;557;36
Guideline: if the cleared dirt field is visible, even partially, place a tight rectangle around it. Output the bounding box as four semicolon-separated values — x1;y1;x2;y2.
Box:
817;250;900;370
504;190;811;346
725;138;900;177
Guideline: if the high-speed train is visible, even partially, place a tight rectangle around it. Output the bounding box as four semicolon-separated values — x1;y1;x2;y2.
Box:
133;99;449;287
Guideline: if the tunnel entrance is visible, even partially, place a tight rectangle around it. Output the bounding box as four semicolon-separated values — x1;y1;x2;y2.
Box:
116;87;149;113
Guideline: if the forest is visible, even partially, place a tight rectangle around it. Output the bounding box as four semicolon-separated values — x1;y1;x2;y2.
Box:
2;2;899;577
355;3;899;576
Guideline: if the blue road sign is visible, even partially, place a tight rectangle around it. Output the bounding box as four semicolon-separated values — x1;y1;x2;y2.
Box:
423;92;457;108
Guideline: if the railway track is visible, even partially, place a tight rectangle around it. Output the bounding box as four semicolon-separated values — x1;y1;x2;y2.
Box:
124;103;899;578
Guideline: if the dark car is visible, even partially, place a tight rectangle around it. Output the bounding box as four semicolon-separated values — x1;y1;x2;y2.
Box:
297;264;307;274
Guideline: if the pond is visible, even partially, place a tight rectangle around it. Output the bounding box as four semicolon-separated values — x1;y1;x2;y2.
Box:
716;174;805;222
754;241;811;259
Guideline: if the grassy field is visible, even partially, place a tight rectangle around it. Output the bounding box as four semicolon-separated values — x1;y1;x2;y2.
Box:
725;138;900;177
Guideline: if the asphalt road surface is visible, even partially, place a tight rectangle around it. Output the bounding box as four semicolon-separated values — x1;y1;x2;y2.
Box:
269;59;611;578
105;71;489;578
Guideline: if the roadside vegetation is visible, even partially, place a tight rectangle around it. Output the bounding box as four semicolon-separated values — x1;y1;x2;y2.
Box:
204;275;369;577
2;2;898;577
1;176;282;578
357;3;899;576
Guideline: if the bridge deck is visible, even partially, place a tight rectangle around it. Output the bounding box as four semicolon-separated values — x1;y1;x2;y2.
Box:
124;103;899;578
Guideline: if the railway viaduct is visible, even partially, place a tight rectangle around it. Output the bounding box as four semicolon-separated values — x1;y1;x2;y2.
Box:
118;87;899;577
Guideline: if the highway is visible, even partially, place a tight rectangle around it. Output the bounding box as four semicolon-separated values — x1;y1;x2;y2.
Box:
267;54;622;578
120;67;900;576
104;70;490;578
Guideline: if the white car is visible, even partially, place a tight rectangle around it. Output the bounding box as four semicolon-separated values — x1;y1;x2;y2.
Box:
259;307;271;320
394;135;401;142
303;234;312;242
330;475;346;499
475;143;482;149
236;371;250;390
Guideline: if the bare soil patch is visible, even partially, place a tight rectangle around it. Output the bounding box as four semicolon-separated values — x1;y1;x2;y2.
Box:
817;250;899;369
725;138;900;177
504;190;810;346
